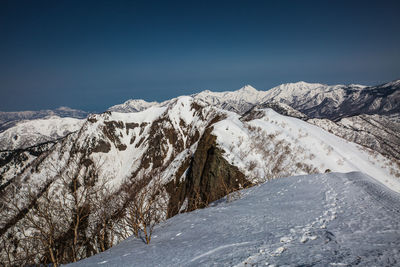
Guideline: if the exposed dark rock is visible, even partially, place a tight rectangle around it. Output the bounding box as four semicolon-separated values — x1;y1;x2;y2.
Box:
166;127;252;218
87;116;97;123
92;140;111;153
117;144;127;151
125;122;139;134
81;158;94;167
142;117;185;170
102;120;127;150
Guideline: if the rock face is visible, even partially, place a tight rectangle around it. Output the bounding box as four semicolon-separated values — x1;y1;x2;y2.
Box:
166;127;252;217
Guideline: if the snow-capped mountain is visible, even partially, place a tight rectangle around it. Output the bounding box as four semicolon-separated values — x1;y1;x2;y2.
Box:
0;116;84;151
107;85;269;114
2;95;399;265
0;106;88;132
108;99;159;113
71;172;400;267
105;80;400;120
193;80;399;120
193;85;269;114
262;80;400;120
1;79;399;266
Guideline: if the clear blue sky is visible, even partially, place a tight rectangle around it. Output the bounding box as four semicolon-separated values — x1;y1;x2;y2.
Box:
1;0;399;112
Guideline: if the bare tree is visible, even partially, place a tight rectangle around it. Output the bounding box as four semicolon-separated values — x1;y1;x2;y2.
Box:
88;186;123;254
0;155;113;266
123;172;167;244
56;157;107;262
4;186;68;266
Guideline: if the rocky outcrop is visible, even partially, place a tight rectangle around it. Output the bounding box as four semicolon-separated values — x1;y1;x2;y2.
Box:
166;127;252;217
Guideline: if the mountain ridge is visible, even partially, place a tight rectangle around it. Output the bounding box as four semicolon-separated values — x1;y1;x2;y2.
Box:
1;79;399;266
0;106;88;132
107;79;399;120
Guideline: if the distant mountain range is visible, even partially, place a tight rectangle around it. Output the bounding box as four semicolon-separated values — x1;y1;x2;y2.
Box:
0;106;88;132
0;116;85;151
108;80;400;120
0;79;399;266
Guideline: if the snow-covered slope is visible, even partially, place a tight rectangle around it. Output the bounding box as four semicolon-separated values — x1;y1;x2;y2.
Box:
71;171;400;267
107;85;269;114
108;99;159;113
213;107;400;191
309;114;400;160
0;116;84;150
262;80;400;120
1;96;213;187
2;97;399;207
262;81;362;104
0;106;88;132
193;85;269;114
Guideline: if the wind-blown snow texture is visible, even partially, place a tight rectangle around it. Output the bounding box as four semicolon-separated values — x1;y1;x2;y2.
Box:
71;172;400;267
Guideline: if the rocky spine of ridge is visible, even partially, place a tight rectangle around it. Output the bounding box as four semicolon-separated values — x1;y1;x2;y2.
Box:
166;127;252;217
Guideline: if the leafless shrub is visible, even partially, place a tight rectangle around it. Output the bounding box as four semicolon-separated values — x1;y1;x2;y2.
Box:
219;177;242;203
0;157;113;266
122;172;167;244
238;150;247;161
237;136;244;147
248;161;257;171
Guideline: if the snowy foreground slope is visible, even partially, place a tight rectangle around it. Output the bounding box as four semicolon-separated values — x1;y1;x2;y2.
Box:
71;172;400;267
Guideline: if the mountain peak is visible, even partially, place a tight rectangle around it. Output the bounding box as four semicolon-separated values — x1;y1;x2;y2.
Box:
108;99;158;113
239;85;257;92
285;81;324;88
